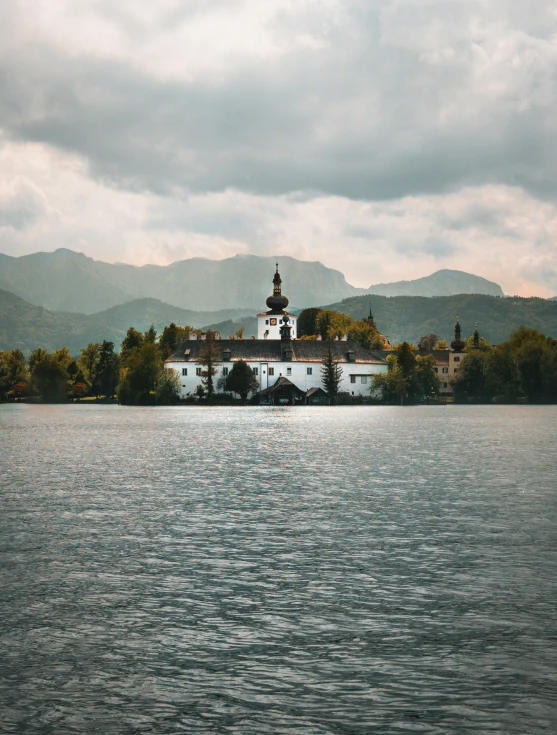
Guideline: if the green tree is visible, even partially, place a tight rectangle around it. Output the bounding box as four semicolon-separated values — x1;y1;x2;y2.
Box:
155;368;182;404
120;327;144;363
371;355;408;404
31;352;68;402
224;360;259;400
321;343;343;403
0;350;28;399
78;343;100;385
451;349;492;402
144;325;157;344
298;308;322;337
96;341;120;398
413;354;441;399
347;320;384;350
158;324;192;359
198;332;221;400
118;342;162;405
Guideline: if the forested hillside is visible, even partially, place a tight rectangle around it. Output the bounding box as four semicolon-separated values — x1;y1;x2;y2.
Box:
318;294;557;345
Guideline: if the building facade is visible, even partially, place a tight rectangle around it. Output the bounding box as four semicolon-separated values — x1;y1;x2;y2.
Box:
165;266;388;401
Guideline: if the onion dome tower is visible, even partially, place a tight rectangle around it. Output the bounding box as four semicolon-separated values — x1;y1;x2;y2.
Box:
257;262;298;339
451;316;465;352
266;263;289;314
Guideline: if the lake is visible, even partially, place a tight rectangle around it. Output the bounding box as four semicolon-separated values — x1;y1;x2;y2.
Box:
1;404;556;734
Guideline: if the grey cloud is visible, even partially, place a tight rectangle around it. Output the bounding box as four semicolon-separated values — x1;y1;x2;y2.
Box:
1;1;556;205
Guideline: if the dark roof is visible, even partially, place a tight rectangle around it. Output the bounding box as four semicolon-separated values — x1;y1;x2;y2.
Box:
306;387;328;397
259;376;305;396
165;339;386;364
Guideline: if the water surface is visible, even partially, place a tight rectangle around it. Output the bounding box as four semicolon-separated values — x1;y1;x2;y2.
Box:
1;404;556;734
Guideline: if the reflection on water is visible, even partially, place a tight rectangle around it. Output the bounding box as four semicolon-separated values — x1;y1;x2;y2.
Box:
1;404;556;734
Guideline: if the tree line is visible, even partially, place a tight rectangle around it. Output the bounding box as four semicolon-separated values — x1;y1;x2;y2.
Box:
0;323;192;405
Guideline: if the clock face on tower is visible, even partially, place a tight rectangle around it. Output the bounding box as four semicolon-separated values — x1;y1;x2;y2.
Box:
270;318;277;325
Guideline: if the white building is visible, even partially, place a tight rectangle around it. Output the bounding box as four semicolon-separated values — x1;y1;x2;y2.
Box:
165;265;387;402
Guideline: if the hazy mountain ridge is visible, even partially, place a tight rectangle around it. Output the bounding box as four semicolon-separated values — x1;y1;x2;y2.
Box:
2;288;557;354
367;269;504;297
0;289;253;354
0;249;507;314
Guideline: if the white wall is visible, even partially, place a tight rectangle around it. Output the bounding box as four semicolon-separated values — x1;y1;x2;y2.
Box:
257;313;297;340
166;358;387;397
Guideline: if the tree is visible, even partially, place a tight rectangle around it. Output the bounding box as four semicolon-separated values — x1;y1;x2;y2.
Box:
0;350;28;398
155;368;182;404
418;334;439;350
235;327;245;340
198;331;221;400
321;343;342;403
224;360;259;400
144;325;157;344
72;382;87;401
413;354;441;399
31;352;68;402
347;320;384;350
451;349;492;402
96;341;120;398
298;308;321;337
371;355;408;404
78;343;100;385
158;323;192;359
120;327;144;363
435;339;449;350
118;342;162;405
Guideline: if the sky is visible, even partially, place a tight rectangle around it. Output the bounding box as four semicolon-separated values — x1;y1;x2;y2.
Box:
1;0;557;296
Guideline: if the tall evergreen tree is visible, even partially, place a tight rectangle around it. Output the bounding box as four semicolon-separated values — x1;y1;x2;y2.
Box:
198;331;220;399
321;343;343;403
96;341;120;398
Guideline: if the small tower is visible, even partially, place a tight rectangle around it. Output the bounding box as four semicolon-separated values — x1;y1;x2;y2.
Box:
364;302;376;330
473;324;480;349
256;262;297;339
280;314;292;341
451;316;465;352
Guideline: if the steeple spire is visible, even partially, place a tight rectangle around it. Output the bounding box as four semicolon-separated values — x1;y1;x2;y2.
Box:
451;316;465;352
266;261;289;313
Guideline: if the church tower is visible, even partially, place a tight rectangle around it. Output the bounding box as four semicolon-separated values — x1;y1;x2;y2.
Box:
257;263;297;339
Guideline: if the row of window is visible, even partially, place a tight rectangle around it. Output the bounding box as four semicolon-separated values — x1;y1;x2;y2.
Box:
350;375;368;384
181;365;313;377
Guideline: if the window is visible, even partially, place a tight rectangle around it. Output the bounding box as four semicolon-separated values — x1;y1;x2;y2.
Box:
361;376;367;384
268;367;274;376
287;367;292;375
350;375;356;383
443;382;448;388
307;367;312;375
222;367;229;376
434;367;438;373
196;367;202;376
266;319;269;325
252;367;259;376
182;368;188;376
442;367;448;374
454;356;460;362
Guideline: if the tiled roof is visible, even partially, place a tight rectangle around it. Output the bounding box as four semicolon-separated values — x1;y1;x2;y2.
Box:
165;339;386;364
259;376;304;396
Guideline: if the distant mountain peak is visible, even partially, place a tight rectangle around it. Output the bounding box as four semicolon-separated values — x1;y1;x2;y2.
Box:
367;269;504;298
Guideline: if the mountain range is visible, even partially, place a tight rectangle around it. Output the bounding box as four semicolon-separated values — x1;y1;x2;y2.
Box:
0;248;504;314
2;287;557;355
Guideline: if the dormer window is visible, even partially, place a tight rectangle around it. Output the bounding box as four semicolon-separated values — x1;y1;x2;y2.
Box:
223;349;231;361
283;348;293;361
346;350;355;362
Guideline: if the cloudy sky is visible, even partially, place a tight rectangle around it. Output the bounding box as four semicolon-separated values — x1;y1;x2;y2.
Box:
1;0;556;295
